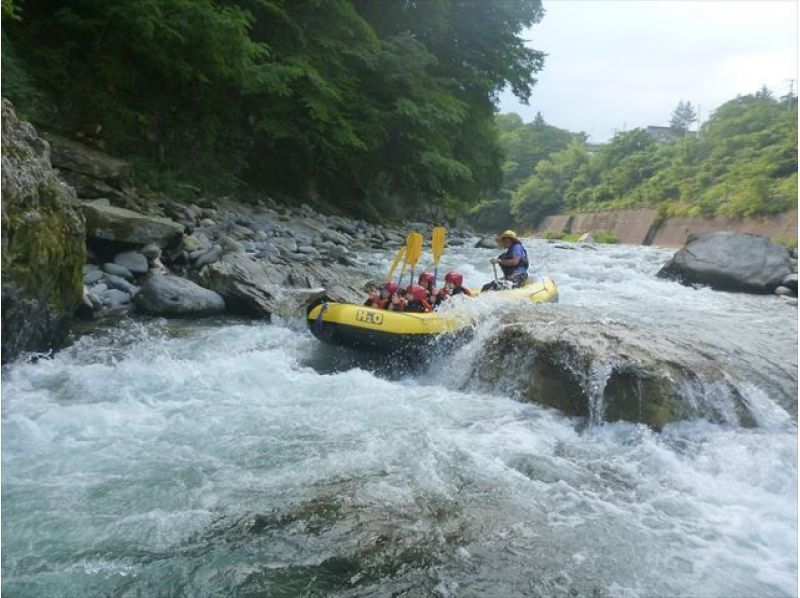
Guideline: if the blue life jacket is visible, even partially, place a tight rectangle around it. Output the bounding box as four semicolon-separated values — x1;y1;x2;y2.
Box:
499;241;529;278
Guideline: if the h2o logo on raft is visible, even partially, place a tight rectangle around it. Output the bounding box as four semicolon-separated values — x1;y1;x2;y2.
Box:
356;310;384;325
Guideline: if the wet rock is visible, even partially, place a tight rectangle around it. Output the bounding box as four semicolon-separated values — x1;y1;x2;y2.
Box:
100;288;131;307
135;275;226;316
2;99;86;363
466;308;756;429
103;273;138;295
103;262;134;281
193;244;223;269
774;286;793;296
82;202;184;247
781;273;797;293
140;243;162;261
114;251;149;275
84;269;105;285
220;235;244;253
474;236;496;249
196;252;281;317
658;232;792;294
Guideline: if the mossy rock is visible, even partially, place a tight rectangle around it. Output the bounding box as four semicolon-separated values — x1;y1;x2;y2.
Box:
1;98;86;362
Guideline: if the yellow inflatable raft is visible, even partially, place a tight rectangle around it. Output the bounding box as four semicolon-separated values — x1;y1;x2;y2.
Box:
307;276;558;352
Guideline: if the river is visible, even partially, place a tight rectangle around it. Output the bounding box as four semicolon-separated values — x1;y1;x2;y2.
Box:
2;239;797;597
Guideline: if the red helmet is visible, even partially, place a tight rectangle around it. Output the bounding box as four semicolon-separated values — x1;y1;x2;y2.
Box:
406;284;428;302
384;281;400;294
418;272;435;287
445;271;463;287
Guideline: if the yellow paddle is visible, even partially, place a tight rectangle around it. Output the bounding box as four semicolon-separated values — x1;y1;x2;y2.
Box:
407;232;424;283
384;245;406;283
431;226;447;286
399;232;423;286
397;232;416;286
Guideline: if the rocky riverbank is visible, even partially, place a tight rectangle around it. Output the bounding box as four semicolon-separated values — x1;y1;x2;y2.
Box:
0;100;477;362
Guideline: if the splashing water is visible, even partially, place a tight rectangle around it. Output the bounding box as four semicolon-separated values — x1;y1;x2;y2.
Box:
2;239;796;597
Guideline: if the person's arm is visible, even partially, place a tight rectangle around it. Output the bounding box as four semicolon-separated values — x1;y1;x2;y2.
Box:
492;245;523;267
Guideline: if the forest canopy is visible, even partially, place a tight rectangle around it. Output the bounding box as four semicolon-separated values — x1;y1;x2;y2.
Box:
2;0;545;218
482;91;797;230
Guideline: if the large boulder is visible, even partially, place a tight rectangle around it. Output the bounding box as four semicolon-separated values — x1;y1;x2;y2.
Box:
42;132;133;182
196;253;282;317
1;99;86;363
82;201;184;247
465;307;756;429
134;275;225;316
196;252;371;318
657;231;792;293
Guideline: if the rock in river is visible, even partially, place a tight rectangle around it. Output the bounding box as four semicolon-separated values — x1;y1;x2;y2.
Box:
658;231;792;294
464;306;756;429
135;275;226;317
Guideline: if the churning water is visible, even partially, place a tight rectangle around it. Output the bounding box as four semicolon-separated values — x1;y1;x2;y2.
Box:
2;240;797;597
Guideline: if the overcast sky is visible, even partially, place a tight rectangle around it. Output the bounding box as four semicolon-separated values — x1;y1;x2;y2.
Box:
498;0;798;142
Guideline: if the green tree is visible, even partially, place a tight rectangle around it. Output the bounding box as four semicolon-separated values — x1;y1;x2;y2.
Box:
670;99;697;133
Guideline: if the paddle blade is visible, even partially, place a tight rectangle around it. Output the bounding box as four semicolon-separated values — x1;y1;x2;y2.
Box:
431;226;446;264
385;246;406;282
407;232;424;269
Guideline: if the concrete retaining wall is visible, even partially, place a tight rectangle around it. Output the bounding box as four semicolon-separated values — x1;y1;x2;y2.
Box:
535;208;798;248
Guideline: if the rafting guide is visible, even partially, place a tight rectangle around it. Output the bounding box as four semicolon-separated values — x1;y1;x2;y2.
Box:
482;229;530;292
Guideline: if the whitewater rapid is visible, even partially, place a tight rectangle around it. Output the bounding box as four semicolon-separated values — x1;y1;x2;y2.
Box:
2;240;797;597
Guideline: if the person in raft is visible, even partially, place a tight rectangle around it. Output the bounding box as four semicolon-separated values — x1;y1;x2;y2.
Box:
387;285;408;311
364;281;397;309
403;284;433;313
434;271;474;306
417;272;437;304
482;230;529;291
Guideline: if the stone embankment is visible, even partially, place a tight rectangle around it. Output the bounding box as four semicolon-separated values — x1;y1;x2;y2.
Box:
537;208;798;247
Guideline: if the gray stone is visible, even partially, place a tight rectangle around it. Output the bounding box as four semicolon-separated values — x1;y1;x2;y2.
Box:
774;286;793;296
84;269;105;284
193;244;223;268
781;273;798;292
658;232;793;294
474;236;496;249
100;288;132;307
135;275;226;316
103;262;134;281
200;218;216;227
220;235;244;253
296;245;320;257
322;229;349;245
180;234;205;253
82;202;184;247
140;243;162;260
196;253;281;317
103;273;138;295
114;251;149;275
274;237;298;253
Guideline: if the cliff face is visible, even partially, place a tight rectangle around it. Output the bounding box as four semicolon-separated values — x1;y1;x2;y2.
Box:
1;99;86;362
537;209;798;248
